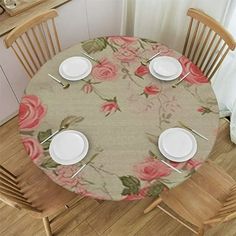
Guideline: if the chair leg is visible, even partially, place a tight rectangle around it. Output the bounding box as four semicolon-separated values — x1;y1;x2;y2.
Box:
43;217;52;236
144;197;162;214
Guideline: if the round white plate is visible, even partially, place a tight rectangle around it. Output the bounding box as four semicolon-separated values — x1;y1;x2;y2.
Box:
49;130;89;165
149;56;182;81
158;128;197;162
59;57;92;81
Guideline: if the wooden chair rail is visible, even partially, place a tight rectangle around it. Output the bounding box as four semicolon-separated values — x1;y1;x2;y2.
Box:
187;8;235;49
183;8;235;80
4;10;61;78
4;9;58;47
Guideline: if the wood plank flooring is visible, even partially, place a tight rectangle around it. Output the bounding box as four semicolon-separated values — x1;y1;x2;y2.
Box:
0;117;236;236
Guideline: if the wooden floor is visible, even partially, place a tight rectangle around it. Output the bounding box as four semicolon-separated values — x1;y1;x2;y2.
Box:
0;117;236;236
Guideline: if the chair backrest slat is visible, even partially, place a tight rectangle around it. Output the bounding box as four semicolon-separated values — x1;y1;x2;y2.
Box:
0;176;21;193
11;45;32;77
187;21;200;59
199;32;218;69
25;31;43;67
4;10;61;79
205;184;236;225
0;187;28;202
0;165;41;213
15;40;35;76
223;199;236;207
183;8;235;80
0;171;18;185
19;35;38;72
32;27;47;63
195;28;212;65
208;47;229;80
206;43;227;77
0;166;17;179
183;18;193;55
52;18;61;52
191;24;206;63
45;21;56;55
0;193;40;213
38;24;51;60
202;37;222;73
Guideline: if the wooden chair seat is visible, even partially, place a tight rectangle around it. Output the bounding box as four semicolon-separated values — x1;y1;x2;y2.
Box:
160;162;235;227
144;161;236;235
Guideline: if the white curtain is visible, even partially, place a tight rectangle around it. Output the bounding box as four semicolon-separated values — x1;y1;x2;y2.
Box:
122;0;236;142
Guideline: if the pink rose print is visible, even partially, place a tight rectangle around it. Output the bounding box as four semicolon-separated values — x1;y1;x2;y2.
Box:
185;159;202;170
151;44;178;58
55;165;80;187
101;99;120;116
114;47;137;62
92;58;118;81
135;65;149;77
82;83;93;94
197;107;205;113
22;137;43;161
197;106;212;115
169;159;202;171
142;85;160;97
108;36;137;47
124;187;149;201
179;56;208;84
134;157;171;181
19;95;47;131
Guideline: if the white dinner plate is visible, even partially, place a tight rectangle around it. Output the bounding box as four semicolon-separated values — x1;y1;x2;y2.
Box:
149;56;182;81
59;57;92;81
49;130;89;165
158;128;197;162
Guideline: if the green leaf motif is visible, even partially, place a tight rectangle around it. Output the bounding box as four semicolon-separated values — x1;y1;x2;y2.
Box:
147;182;164;197
146;133;158;146
37;129;52;150
20;130;34;136
120;175;140;195
122;188;132;195
40;158;60;169
82;38;107;54
140;38;157;44
148;150;157;158
60;116;84;129
166;113;172;119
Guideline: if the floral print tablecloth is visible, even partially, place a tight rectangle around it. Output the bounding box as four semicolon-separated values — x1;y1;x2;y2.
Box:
19;36;219;201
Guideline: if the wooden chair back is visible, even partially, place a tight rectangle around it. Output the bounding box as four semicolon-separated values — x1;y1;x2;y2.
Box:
0;165;40;213
183;8;235;80
4;10;61;78
205;184;236;225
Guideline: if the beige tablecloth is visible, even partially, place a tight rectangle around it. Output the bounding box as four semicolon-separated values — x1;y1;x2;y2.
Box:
19;37;219;201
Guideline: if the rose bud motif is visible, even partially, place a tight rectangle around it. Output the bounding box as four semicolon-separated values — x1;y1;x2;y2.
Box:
101;97;121;117
142;85;160;98
135;65;149;78
82;83;93;94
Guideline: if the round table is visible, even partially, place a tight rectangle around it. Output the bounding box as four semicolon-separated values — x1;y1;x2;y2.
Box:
19;36;219;201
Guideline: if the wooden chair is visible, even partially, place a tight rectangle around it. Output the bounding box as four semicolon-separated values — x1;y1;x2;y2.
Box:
144;160;236;235
0;163;83;236
4;9;61;78
183;8;235;80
